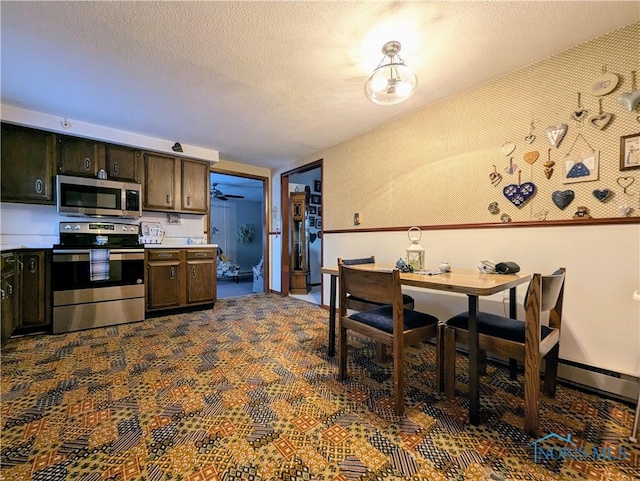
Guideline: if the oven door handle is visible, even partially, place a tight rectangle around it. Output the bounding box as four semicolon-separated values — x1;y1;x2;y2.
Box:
53;251;144;262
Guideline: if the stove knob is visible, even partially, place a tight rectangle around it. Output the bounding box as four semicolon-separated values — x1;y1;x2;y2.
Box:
64;224;72;230
129;226;137;231
74;224;81;230
121;226;127;231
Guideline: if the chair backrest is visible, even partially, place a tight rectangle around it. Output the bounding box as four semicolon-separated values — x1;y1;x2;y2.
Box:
339;264;400;307
525;267;566;329
339;256;375;266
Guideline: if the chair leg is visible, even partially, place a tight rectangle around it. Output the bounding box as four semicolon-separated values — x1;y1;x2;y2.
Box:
393;346;405;416
509;358;518;380
436;324;444;392
444;326;456;399
338;324;348;381
543;344;560;397
524;351;541;438
376;342;387;362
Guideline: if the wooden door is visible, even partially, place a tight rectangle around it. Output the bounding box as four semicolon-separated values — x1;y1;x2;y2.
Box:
58;136;104;177
146;261;181;310
17;251;48;328
106;145;140;182
186;259;215;303
181;159;209;213
1;123;55;204
144;153;176;211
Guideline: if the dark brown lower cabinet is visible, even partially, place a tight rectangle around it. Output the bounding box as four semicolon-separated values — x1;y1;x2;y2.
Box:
145;248;216;313
1;253;17;345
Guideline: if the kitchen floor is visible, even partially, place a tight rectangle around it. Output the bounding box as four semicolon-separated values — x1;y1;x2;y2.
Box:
289;285;321;305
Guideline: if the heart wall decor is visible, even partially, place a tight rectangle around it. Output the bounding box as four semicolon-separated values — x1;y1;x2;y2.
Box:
592;189;612;202
501;142;516;156
591;72;619;96
503;171;537;208
618;91;640;112
523;151;539;165
588;113;613;130
552;190;575;210
546;124;568;148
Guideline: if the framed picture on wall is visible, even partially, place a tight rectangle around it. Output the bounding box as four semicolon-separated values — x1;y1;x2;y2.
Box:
314;180;322;192
620;133;640;171
309;217;316;227
309;205;317;214
311;194;321;204
316;219;322;229
317;207;322;217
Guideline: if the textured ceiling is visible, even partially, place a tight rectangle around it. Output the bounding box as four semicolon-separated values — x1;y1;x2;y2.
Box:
1;1;638;169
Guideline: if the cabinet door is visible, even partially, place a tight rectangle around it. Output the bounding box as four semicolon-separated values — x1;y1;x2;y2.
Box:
186;259;215;304
1;272;16;345
144;153;176;211
58;137;105;177
18;251;48;328
181;159;209;213
1;123;55;204
106;145;140;182
146;261;181;310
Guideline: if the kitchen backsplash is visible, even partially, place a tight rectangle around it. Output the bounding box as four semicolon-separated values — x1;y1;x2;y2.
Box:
0;202;208;245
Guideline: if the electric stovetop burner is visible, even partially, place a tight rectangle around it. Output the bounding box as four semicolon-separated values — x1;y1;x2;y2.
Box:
55;221;142;249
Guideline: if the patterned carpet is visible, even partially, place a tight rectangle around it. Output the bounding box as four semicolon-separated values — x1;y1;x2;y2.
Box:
1;294;638;480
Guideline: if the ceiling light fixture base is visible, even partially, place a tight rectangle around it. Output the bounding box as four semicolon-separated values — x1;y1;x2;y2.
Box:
364;40;418;106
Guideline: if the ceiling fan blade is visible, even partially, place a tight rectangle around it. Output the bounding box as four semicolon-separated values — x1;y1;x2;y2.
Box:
224;194;245;199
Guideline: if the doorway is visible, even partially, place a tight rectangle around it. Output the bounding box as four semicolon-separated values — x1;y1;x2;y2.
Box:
280;160;322;305
209;171;268;299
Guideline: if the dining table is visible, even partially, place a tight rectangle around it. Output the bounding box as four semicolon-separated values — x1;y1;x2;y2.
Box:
321;263;531;426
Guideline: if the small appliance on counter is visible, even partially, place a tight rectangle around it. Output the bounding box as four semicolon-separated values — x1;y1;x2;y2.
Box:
140;221;165;244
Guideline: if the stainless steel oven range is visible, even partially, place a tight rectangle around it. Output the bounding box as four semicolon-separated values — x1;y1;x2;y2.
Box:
52;221;144;334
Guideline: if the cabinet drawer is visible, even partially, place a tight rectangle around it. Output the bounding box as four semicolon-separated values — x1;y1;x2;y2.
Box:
147;250;181;261
186;249;215;260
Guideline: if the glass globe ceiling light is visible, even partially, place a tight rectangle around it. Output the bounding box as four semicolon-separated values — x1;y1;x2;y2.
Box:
364;41;418;105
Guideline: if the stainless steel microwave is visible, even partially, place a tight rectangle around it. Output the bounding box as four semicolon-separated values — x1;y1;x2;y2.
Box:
56;175;142;218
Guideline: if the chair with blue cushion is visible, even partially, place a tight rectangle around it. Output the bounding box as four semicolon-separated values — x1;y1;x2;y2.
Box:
443;268;565;437
338;264;440;415
339;256;415;362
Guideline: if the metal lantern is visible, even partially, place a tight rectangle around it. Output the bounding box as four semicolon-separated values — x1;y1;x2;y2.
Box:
406;226;425;270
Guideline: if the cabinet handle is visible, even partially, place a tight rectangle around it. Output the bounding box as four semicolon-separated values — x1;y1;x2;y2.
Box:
170;267;175;279
5;257;14;264
187;196;191;206
84;157;91;171
18;260;24;271
113;162;118;174
35;178;44;194
158;253;172;258
29;258;37;273
7;284;12;295
1;289;5;300
166;194;171;204
194;252;207;257
192;266;196;277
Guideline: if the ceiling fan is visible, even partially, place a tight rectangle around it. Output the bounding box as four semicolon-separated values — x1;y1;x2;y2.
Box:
210;183;245;201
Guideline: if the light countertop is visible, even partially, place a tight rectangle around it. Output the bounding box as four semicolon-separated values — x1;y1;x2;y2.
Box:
144;243;218;249
1;244;54;251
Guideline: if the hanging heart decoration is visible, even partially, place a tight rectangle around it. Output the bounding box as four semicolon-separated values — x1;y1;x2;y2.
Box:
523;151;539;165
572;109;588;122
543;160;555;168
489;165;502;187
504;157;518;175
503;171;536;208
544;168;554;180
618;91;640;112
501;142;516;156
524;134;536;144
592;189;611;202
546;124;568;148
589;113;613;130
616;176;635;194
552;190;575;210
591;72;619;96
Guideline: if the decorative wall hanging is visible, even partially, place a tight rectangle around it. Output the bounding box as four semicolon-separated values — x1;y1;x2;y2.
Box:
590;65;619;96
619;133;640;171
571;92;589;127
504;157;518;175
617;176;635;194
500;213;512;223
503;170;536;208
552;190;575;210
501;142;516;156
543;149;554;179
523;151;539;165
534;210;548;221
572;206;591;219
592;189;612;202
546;124;568;148
619;205;633;217
524;120;536;144
489;165;503;186
488;202;499;214
588;99;613;130
618;71;640;112
562;133;599;184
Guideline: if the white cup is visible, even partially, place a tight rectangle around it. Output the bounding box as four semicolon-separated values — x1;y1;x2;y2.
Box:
439;262;451;272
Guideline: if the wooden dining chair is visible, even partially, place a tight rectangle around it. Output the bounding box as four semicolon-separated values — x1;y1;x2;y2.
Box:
338;264;440;416
442;268;565;437
339;256;415;362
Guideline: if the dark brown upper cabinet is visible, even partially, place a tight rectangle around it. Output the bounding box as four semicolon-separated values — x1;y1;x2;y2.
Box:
1;123;56;204
105;144;141;182
143;152;176;211
57;136;105;177
181;159;209;213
